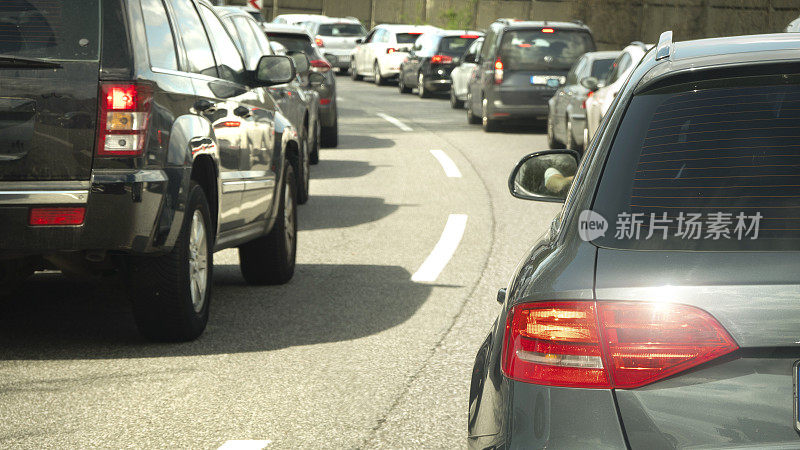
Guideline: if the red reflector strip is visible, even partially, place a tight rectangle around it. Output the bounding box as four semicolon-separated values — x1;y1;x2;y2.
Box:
215;121;241;128
460;35;480;39
542;28;555;33
320;98;331;105
30;207;86;226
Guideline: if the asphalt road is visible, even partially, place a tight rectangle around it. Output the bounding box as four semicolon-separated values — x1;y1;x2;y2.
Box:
0;75;561;449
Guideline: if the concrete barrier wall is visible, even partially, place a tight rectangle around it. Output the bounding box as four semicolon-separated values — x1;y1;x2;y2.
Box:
229;0;800;50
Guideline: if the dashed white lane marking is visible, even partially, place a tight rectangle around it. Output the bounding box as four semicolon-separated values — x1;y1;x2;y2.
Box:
429;149;462;178
376;112;413;131
412;214;468;283
218;440;272;449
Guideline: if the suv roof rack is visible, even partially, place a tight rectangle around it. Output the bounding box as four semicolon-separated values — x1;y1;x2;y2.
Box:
570;19;585;26
494;18;521;25
655;30;673;60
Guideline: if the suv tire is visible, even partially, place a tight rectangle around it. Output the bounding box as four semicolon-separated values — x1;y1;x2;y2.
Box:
481;96;498;132
310;120;320;165
321;115;338;148
418;73;431;98
239;164;297;285
129;181;212;342
466;92;481;124
296;137;310;205
398;71;411;94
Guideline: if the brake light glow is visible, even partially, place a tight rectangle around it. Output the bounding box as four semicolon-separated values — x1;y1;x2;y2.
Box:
494;57;504;84
386;48;397;54
315;36;324;47
583;90;594;109
97;83;152;157
310;59;331;73
30;207;86;226
215;121;241;128
542;28;555;33
430;54;453;64
502;301;738;389
460;35;480;39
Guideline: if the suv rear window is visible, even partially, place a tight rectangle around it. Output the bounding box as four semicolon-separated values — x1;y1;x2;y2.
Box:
266;33;314;54
438;36;479;57
396;33;423;44
499;29;594;71
591;58;615;81
592;75;800;251
0;0;100;61
318;23;365;37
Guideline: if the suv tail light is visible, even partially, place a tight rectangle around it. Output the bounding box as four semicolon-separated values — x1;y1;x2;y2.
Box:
310;59;331;73
97;83;152;157
315;36;324;47
430;54;453;64
386;48;397;54
582;90;594;109
502;301;738;389
30;207;86;226
494;58;504;84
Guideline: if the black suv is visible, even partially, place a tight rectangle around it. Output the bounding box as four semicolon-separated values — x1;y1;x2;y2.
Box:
465;19;596;132
398;30;482;98
0;0;304;342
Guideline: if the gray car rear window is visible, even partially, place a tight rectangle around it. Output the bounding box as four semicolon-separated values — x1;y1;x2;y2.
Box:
317;23;365;37
592;74;800;251
0;0;100;61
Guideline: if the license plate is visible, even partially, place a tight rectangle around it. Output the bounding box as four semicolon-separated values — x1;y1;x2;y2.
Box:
794;361;800;432
530;76;561;87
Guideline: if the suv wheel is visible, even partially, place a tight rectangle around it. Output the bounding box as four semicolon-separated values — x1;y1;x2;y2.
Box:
466;92;481;124
481;96;498;132
310;120;320;165
321;114;338;148
450;88;463;109
547;115;565;149
350;61;362;81
129;181;212;342
418;73;431;98
398;71;411;94
374;62;385;85
239;164;297;285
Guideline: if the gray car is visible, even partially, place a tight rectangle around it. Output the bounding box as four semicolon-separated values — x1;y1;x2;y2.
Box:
469;31;800;448
449;37;483;109
262;23;339;148
547;50;618;152
304;18;366;74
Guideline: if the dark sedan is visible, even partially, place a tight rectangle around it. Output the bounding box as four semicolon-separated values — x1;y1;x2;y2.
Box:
469;32;800;448
398;30;482;98
547;50;618;152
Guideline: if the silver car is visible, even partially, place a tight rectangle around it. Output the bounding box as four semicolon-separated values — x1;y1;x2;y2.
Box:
449;37;483;109
470;31;800;448
304;18;366;73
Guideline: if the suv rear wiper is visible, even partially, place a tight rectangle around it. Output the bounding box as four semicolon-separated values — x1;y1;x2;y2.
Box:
0;54;62;69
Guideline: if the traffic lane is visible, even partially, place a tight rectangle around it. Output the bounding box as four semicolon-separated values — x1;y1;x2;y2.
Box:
0;78;494;448
340;76;561;447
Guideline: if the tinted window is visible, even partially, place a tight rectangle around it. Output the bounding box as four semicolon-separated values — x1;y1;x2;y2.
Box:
0;0;100;61
593;76;800;251
199;5;245;83
480;28;498;61
318;23;365;37
590;57;614;81
168;0;217;77
396;32;423;44
438;36;478;57
141;0;178;70
607;52;632;83
466;38;483;58
266;33;314;55
230;16;264;69
499;29;595;71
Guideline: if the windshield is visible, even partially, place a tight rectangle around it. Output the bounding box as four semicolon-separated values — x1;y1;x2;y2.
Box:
0;0;100;61
318;23;365;37
396;32;423;44
266;33;314;55
438;36;479;57
593;75;800;251
499;29;595;71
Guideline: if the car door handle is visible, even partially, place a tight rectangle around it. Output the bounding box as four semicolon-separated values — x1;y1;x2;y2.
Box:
234;106;251;118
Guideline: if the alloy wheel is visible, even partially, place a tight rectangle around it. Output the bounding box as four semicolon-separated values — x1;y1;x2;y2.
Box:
188;210;208;313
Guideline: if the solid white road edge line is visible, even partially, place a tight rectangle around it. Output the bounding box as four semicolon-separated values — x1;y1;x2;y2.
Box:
411;214;468;283
218;440;272;449
376;112;413;131
429;149;462;178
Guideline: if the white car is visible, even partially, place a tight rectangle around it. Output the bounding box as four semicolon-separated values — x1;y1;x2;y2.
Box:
585;42;651;142
350;24;439;83
449;36;483;108
272;14;328;26
304;18;367;73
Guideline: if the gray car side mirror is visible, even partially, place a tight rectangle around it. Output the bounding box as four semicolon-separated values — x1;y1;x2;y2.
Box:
509;150;580;202
580;76;599;91
253;55;296;87
463;53;476;64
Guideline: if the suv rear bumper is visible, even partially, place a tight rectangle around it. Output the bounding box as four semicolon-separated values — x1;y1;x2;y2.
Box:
0;169;171;256
491;100;549;119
